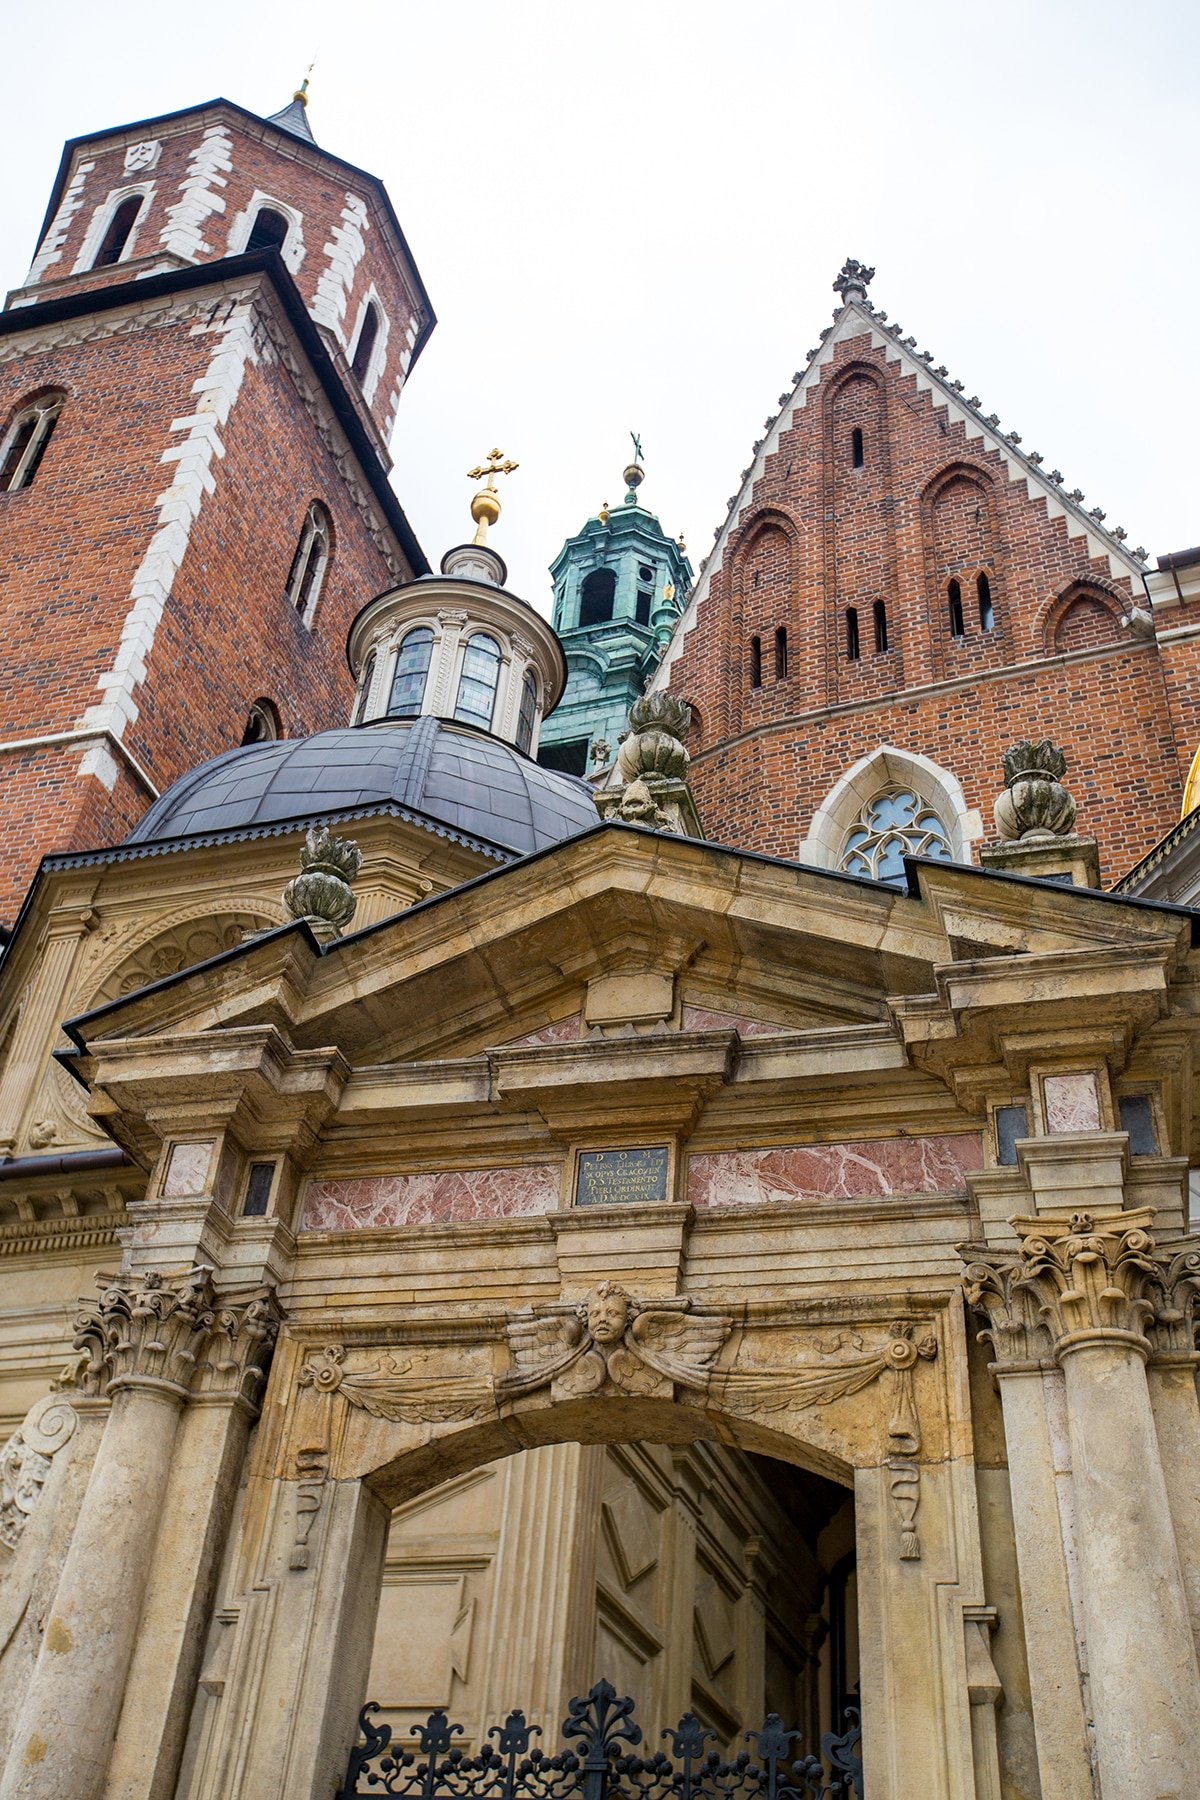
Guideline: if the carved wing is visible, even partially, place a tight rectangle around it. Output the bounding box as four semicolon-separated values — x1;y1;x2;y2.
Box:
497;1309;587;1400
629;1308;731;1390
721;1351;888;1414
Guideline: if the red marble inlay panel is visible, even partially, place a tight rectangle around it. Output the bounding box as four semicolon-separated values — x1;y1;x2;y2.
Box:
497;1016;582;1047
302;1166;562;1230
687;1135;983;1208
682;1006;787;1037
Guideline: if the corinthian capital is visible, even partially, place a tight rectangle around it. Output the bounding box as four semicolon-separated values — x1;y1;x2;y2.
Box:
1011;1209;1159;1354
74;1266;218;1402
192;1290;283;1414
960;1249;1052;1367
1146;1245;1200;1357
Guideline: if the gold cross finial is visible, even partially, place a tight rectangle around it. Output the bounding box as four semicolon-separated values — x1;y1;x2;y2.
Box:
467;448;518;545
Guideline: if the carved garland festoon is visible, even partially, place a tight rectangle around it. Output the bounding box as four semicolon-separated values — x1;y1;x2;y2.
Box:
962;1210;1200;1365
72;1266;280;1410
300;1284;939;1563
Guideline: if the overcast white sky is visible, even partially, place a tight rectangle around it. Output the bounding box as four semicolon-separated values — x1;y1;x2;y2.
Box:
2;0;1196;611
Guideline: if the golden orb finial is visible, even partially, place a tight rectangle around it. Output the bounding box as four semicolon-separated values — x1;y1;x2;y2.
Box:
466;447;518;546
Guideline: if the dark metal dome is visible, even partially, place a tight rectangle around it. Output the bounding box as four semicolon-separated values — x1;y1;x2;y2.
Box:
126;716;598;856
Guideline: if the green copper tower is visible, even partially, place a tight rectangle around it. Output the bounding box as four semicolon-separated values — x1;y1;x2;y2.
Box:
538;445;693;775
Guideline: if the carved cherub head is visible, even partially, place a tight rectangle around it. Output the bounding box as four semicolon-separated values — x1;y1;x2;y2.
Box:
582;1281;637;1346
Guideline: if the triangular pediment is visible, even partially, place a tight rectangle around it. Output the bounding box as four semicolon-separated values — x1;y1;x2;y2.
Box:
65;828;1192;1113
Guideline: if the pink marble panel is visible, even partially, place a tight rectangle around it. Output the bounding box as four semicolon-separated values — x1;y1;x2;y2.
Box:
682;1006;787;1038
687;1135;984;1208
1043;1073;1101;1134
302;1165;562;1230
498;1016;582;1047
162;1140;215;1197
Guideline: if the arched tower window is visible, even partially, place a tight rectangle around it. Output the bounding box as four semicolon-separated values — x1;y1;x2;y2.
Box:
353;650;377;725
284;502;331;624
93;195;143;269
388;628;433;718
947;579;965;638
241;699;280;745
749;636;762;688
0;393;64;492
840;789;953;884
845;608;860;661
873;599;888;653
246;207;290;253
775;626;788;679
977;571;994;631
351;302;380;383
516;669;538;755
455;632;502;729
851;427;865;469
579;568;617;627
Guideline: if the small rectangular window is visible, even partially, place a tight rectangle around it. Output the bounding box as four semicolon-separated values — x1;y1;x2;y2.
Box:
995;1106;1027;1166
774;626;787;679
1118;1094;1157;1156
243;1160;276;1217
845;608;860;661
749;636;762;688
636;588;653;625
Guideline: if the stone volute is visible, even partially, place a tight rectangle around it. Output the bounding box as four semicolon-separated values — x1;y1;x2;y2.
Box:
980;738;1100;887
597;692;703;837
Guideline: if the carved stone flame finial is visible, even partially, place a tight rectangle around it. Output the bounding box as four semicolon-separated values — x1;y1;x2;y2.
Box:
833;259;875;303
283;825;363;938
594;692;701;836
994;739;1077;842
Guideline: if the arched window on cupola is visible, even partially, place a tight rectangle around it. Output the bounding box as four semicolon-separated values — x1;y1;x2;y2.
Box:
351;302;380;383
284;502;332;625
387;628;433;718
93;195;144;269
353;650;377;725
516;669;538;755
0;392;64;492
455;633;503;729
246;207;290;253
579;568;617;627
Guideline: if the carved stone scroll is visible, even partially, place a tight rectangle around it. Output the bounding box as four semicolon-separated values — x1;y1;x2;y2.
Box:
0;1393;78;1553
298;1345;491;1423
720;1320;937;1560
499;1283;732;1403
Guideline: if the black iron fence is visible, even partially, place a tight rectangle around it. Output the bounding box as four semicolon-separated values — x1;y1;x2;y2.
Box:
338;1679;863;1800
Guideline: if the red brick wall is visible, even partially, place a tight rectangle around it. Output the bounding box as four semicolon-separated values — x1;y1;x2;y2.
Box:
24;108;424;438
666;327;1197;881
0;278;403;924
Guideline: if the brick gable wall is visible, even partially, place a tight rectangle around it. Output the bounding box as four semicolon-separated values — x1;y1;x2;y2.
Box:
663;325;1198;880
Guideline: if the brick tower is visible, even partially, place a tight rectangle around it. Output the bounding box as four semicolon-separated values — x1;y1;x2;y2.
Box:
0;88;435;927
651;260;1199;882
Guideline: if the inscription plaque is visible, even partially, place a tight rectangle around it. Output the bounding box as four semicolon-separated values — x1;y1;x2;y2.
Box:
575;1146;670;1208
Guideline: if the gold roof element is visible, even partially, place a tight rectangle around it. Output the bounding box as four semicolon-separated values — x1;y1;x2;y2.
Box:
467;448;518;546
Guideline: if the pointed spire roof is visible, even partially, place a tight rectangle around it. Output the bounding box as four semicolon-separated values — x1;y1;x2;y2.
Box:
267;79;316;145
653;261;1147;690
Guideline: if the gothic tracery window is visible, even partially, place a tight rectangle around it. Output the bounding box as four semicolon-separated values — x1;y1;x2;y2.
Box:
839;788;953;883
0;394;64;492
285;502;331;624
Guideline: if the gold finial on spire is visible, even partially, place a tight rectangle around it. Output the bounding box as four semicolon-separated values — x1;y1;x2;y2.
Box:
294;63;313;105
466;448;518;545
